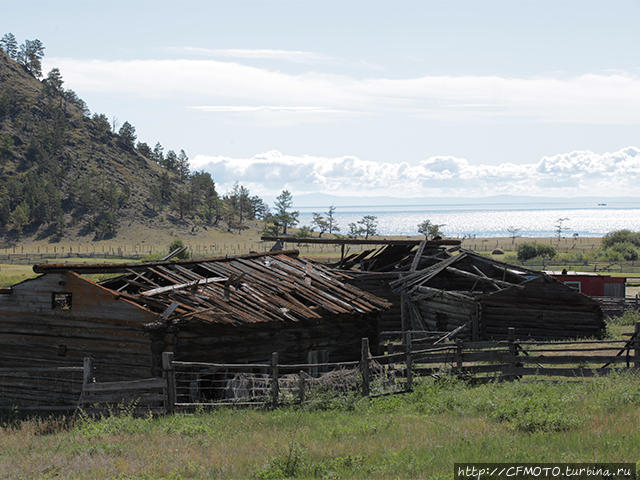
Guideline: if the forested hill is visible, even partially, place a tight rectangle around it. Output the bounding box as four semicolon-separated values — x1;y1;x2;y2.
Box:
0;36;272;244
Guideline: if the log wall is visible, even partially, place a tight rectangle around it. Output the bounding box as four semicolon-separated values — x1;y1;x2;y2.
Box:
170;313;380;365
412;287;475;336
0;272;156;381
480;279;605;340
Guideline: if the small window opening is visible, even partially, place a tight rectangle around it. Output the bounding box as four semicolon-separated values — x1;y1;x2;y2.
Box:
52;292;72;310
57;344;67;357
563;281;581;293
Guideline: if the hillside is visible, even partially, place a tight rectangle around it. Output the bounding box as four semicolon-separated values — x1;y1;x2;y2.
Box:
0;46;252;246
0;49;180;242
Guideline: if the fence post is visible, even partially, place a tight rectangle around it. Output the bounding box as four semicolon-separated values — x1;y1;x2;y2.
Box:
634;322;640;369
271;352;279;408
360;337;370;396
298;370;305;404
507;327;517;380
162;352;176;414
455;338;463;371
405;331;413;392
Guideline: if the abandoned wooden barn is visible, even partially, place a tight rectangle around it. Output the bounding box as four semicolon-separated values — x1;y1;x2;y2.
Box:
262;236;459;332
0;250;389;384
390;251;605;340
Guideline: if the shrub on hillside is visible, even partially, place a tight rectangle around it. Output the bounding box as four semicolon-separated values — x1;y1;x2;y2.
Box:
517;242;557;262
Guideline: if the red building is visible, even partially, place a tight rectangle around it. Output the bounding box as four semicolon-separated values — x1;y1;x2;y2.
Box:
546;271;626;297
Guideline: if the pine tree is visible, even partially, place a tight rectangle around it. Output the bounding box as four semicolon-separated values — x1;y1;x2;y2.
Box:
311;213;329;237
18;39;45;77
0;33;18;59
136;142;152;158
117;121;136;150
177;149;190;181
91;113;111;141
43;68;64;96
326;205;340;234
163;150;178;171
152;142;164;164
272;189;299;235
9;201;30;236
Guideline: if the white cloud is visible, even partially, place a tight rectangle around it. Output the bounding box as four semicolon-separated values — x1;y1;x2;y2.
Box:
44;57;640;125
189;105;351;114
192;147;640;198
167;47;332;63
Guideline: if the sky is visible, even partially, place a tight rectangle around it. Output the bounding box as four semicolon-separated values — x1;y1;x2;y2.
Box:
6;0;640;202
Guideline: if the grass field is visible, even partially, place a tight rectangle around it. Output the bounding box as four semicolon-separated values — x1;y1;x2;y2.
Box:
0;258;134;287
1;370;639;479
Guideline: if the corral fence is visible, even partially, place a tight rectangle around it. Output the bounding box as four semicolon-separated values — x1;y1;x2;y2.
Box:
593;296;640;317
2;324;640;413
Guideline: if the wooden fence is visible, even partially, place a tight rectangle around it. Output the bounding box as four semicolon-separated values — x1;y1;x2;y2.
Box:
2;325;639;413
593;296;640;317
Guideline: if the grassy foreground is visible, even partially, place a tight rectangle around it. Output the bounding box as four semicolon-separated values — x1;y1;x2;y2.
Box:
1;374;640;479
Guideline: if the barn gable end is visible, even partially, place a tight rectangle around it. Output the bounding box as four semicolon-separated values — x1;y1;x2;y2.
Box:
0;271;158;381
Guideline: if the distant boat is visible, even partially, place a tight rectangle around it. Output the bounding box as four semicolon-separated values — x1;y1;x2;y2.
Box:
597;203;607;206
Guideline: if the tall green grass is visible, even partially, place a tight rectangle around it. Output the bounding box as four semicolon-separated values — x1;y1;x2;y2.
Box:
1;373;640;479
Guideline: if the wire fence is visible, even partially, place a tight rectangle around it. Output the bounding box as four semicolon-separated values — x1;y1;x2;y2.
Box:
0;241;376;264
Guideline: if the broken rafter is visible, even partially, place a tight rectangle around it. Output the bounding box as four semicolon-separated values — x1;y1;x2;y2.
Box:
410;240;427;272
445;266;522;289
140;276;229;297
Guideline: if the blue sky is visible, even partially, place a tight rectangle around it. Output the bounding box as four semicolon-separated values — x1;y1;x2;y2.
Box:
6;0;640;200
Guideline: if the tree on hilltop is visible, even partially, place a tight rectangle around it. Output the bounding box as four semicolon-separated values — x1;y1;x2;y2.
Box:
18;39;45;77
118;121;136;150
0;33;18;59
177;149;190;181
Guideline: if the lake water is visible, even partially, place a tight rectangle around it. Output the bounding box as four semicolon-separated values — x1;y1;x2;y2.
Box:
297;201;640;238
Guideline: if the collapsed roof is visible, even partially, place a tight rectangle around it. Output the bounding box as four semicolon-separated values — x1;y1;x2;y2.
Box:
389;250;604;339
389;250;541;295
33;250;390;326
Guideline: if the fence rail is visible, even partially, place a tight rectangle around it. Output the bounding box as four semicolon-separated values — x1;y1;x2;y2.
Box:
2;324;640;413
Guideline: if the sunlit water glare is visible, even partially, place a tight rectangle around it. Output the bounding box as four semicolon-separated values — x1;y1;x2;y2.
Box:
297;203;640;237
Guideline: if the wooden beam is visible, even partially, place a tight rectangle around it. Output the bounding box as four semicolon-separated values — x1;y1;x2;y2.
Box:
261;236;460;246
33;250;300;274
410;240;427;272
445;266;522;289
140;276;229;297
